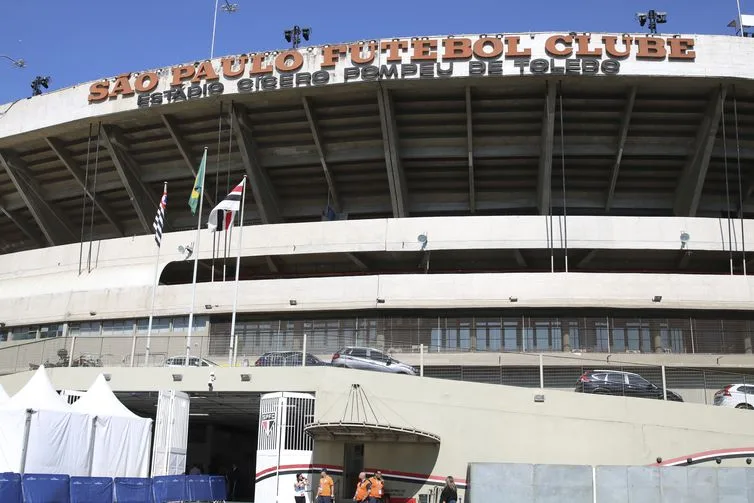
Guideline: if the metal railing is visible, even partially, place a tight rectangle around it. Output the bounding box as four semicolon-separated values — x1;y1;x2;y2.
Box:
1;335;753;409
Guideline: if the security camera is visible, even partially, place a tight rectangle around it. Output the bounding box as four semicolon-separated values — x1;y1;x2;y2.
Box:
207;372;216;391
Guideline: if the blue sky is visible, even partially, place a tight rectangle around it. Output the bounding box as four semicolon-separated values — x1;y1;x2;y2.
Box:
0;0;747;104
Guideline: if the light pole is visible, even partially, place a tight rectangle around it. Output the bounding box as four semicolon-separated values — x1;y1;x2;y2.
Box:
1;55;25;68
210;0;239;59
283;25;311;49
635;10;668;34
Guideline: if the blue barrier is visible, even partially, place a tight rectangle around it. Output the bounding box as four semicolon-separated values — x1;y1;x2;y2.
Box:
209;475;227;501
186;475;212;501
113;477;152;503
152;475;186;503
0;472;22;503
70;476;113;503
22;473;70;503
0;473;227;503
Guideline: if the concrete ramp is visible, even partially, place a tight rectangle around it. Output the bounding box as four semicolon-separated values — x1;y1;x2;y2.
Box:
468;463;754;502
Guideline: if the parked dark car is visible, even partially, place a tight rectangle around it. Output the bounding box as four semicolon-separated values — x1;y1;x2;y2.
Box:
254;351;328;367
575;370;683;402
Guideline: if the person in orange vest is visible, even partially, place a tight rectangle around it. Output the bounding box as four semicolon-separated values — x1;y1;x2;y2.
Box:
317;468;335;503
353;471;371;503
367;472;384;503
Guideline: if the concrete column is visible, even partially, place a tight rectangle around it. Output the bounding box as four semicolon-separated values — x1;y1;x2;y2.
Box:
651;321;663;353
562;331;571;353
560;319;571;352
744;323;753;354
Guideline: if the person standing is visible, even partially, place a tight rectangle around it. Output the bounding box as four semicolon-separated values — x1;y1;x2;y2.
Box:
353;472;371;503
227;463;240;500
439;476;457;503
367;472;383;503
317;468;334;503
294;473;309;503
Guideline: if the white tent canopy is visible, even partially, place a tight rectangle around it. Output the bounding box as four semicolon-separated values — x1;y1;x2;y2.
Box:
71;374;152;477
0;384;9;403
0;366;92;475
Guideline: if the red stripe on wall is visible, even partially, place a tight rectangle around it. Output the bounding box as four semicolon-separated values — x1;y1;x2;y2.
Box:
256;463;343;478
653;447;754;466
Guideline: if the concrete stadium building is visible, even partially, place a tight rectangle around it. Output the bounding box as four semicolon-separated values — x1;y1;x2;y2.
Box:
2;31;754;501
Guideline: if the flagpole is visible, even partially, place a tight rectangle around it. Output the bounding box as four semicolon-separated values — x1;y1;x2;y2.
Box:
141;181;167;367
186;148;208;367
230;176;247;366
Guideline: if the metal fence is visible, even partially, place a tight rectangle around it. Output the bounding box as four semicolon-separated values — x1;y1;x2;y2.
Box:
1;334;753;408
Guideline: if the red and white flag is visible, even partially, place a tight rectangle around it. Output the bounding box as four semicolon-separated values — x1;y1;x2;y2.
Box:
207;179;245;232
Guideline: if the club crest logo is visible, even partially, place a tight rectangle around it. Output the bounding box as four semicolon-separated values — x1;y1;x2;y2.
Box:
261;412;276;437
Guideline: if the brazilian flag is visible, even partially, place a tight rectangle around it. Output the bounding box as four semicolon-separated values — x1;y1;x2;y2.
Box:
188;149;207;215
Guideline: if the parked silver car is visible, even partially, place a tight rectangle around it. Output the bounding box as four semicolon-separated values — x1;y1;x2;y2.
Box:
331;347;416;375
163;356;218;367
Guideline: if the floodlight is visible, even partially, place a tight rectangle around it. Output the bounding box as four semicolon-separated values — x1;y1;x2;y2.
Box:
30;76;51;97
284;25;312;49
636;10;668;34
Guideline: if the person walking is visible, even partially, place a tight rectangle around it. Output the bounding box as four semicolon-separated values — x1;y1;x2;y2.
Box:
316;468;334;503
439;476;458;503
294;473;309;503
353;472;371;503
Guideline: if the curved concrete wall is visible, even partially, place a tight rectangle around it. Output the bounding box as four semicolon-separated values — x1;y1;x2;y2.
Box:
1;215;753;325
0;34;752;140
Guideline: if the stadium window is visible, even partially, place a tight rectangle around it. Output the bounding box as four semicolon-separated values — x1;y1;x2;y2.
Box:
503;320;518;351
534;321;550;350
39;324;64;339
522;322;534;352
102;319;133;336
172;316;207;332
69;322;101;337
11;326;38;341
430;327;442;350
475;319;502;351
595;321;610;352
136;317;170;334
550;321;562;351
613;326;626;352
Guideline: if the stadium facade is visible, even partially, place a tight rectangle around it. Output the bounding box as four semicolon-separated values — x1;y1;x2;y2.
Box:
2;31;754;501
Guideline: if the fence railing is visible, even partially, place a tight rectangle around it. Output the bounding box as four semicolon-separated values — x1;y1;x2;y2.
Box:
1;335;753;408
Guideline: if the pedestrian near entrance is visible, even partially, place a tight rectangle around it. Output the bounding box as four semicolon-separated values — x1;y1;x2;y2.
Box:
353;472;372;503
317;468;335;503
294;473;309;503
439;476;457;503
367;472;383;503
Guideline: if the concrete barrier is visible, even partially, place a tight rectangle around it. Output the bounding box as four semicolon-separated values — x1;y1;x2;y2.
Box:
468;463;754;503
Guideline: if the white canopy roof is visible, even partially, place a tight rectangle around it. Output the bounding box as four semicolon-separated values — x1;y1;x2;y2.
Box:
0;365;70;411
71;374;140;418
0;384;9;403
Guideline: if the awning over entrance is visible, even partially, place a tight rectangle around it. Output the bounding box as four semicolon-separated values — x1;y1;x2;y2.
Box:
305;384;441;444
305;421;440;444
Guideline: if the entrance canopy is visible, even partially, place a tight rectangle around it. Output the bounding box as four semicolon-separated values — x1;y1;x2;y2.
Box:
305;384;440;444
305;421;440;444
